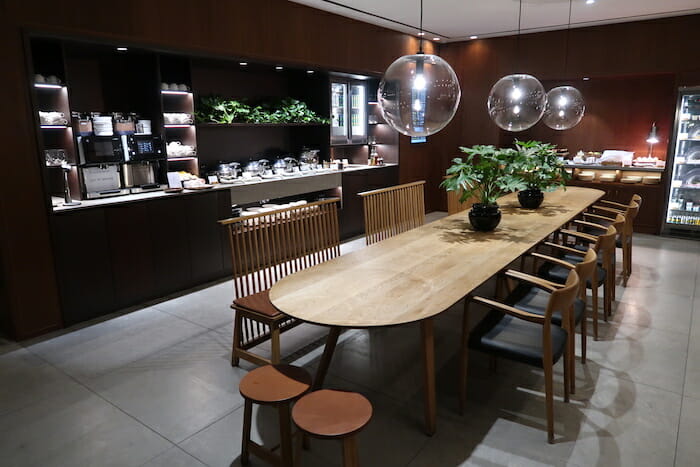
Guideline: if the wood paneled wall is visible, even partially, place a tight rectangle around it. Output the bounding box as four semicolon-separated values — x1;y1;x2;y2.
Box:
0;0;434;339
428;14;700;210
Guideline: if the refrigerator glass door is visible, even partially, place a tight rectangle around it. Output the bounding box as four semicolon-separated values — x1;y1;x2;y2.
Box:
666;91;700;229
350;84;367;143
331;83;348;143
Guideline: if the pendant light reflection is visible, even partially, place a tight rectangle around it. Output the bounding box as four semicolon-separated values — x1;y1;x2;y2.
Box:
487;74;546;132
542;86;585;130
378;53;461;137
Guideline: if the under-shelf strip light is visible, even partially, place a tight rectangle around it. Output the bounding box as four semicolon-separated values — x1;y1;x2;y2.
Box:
34;83;64;89
161;90;192;96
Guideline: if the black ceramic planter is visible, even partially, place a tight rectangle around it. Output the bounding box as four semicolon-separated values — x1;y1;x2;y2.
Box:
518;188;544;209
469;203;501;231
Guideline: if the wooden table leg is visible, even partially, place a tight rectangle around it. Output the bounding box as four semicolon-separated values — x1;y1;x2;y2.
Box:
421;318;436;436
313;326;341;390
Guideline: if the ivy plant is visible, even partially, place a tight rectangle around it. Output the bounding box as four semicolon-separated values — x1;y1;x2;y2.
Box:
195;95;330;125
440;145;523;206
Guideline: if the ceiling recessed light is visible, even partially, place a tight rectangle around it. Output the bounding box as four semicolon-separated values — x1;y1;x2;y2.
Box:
275;66;284;70
432;37;441;41
469;35;478;40
586;0;595;4
417;32;426;36
116;47;128;52
582;77;590;80
239;62;248;66
306;70;314;74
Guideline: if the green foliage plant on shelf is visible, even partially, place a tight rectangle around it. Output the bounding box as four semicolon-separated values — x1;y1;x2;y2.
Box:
195;95;330;125
440;145;523;206
510;140;571;192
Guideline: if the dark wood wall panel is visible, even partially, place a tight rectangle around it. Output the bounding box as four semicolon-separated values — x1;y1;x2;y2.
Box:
0;0;433;339
429;14;700;211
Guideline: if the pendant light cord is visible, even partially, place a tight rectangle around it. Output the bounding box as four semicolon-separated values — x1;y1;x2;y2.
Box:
564;0;572;75
516;0;522;70
418;0;424;53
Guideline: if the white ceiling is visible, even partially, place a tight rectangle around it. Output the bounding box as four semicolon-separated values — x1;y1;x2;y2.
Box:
290;0;700;42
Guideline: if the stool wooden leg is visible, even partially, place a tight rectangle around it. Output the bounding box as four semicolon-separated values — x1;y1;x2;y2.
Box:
278;403;294;467
342;436;359;467
241;399;252;465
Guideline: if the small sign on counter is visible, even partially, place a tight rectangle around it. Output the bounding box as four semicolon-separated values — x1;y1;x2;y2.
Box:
167;172;183;189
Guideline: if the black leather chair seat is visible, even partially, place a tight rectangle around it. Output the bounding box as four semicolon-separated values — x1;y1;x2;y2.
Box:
469;310;568;368
508;283;585;326
581;223;623;248
539;258;605;289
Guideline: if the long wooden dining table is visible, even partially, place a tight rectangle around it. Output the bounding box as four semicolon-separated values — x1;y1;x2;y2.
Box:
269;186;605;435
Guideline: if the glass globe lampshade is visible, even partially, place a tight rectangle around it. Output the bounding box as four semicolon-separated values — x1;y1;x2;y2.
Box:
542;86;585;130
378;54;461;137
487;74;546;132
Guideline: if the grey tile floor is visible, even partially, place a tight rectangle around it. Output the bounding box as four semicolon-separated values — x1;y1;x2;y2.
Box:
2;212;700;466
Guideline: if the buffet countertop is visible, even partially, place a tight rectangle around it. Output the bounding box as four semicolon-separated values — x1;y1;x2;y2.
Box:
52;163;396;213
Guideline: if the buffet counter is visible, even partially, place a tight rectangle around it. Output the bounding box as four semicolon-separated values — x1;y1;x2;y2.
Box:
52;164;396;213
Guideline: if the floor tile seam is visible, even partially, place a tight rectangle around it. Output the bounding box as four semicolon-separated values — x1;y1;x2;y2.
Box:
139;444;211;467
675;273;696;465
15;346;180;456
595;365;685;397
150;304;229;332
21;325;212;384
176;404;244;456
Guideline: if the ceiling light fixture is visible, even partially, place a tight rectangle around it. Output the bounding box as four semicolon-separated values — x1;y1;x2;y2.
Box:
432;37;441;41
239;62;248;66
417;32;426;36
377;0;461;137
586;0;595;5
306;70;315;74
542;0;586;130
582;77;590;80
116;47;128;52
469;35;478;40
487;0;546;132
275;66;284;70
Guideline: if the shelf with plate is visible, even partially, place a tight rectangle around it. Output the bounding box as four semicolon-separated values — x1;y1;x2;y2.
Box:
564;163;665;173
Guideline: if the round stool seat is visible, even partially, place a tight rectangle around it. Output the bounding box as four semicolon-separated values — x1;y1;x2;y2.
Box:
239;364;312;404
292;389;372;438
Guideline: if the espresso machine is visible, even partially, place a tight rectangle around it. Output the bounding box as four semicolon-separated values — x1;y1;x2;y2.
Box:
121;134;167;193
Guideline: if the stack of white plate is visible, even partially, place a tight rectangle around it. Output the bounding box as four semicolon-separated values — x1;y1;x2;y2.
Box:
578;171;595;181
642;175;661;184
599;173;616;182
621;175;642;184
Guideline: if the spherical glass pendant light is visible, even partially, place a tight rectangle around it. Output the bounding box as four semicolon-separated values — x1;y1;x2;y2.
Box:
378;53;461;137
542;86;585;130
487;74;547;132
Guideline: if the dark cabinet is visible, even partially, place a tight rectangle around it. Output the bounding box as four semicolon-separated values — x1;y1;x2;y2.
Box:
340;166;399;238
567;180;663;234
148;198;192;297
184;192;226;283
52;209;115;325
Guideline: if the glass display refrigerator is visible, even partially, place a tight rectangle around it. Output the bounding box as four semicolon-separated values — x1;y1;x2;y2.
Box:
663;87;700;235
331;80;367;145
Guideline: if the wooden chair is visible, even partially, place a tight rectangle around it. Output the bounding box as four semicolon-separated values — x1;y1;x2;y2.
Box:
239;364;312;467
359;180;425;245
220;199;341;366
586;196;641;286
556;219;621;322
292;389;373;467
512;249;598;393
444;175;478;215
460;269;580;443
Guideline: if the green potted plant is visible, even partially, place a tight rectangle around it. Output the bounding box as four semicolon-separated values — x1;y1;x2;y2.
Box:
440;145;522;231
510;140;571;209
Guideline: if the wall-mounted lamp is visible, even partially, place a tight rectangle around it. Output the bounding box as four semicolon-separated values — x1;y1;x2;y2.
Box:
646;122;659;157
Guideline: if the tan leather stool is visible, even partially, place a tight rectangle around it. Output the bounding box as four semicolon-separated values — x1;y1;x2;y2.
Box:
292;389;373;467
239;364;312;467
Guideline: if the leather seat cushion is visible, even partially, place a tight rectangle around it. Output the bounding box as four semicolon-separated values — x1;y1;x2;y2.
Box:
233;289;281;317
469;310;568;368
507;283;585;326
539;258;606;288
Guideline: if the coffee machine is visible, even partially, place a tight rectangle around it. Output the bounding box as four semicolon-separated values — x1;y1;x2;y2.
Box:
121;134;167;193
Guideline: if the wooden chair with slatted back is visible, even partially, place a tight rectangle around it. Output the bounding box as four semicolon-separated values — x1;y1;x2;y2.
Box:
359;180;425;245
219;198;341;367
460;269;580;443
